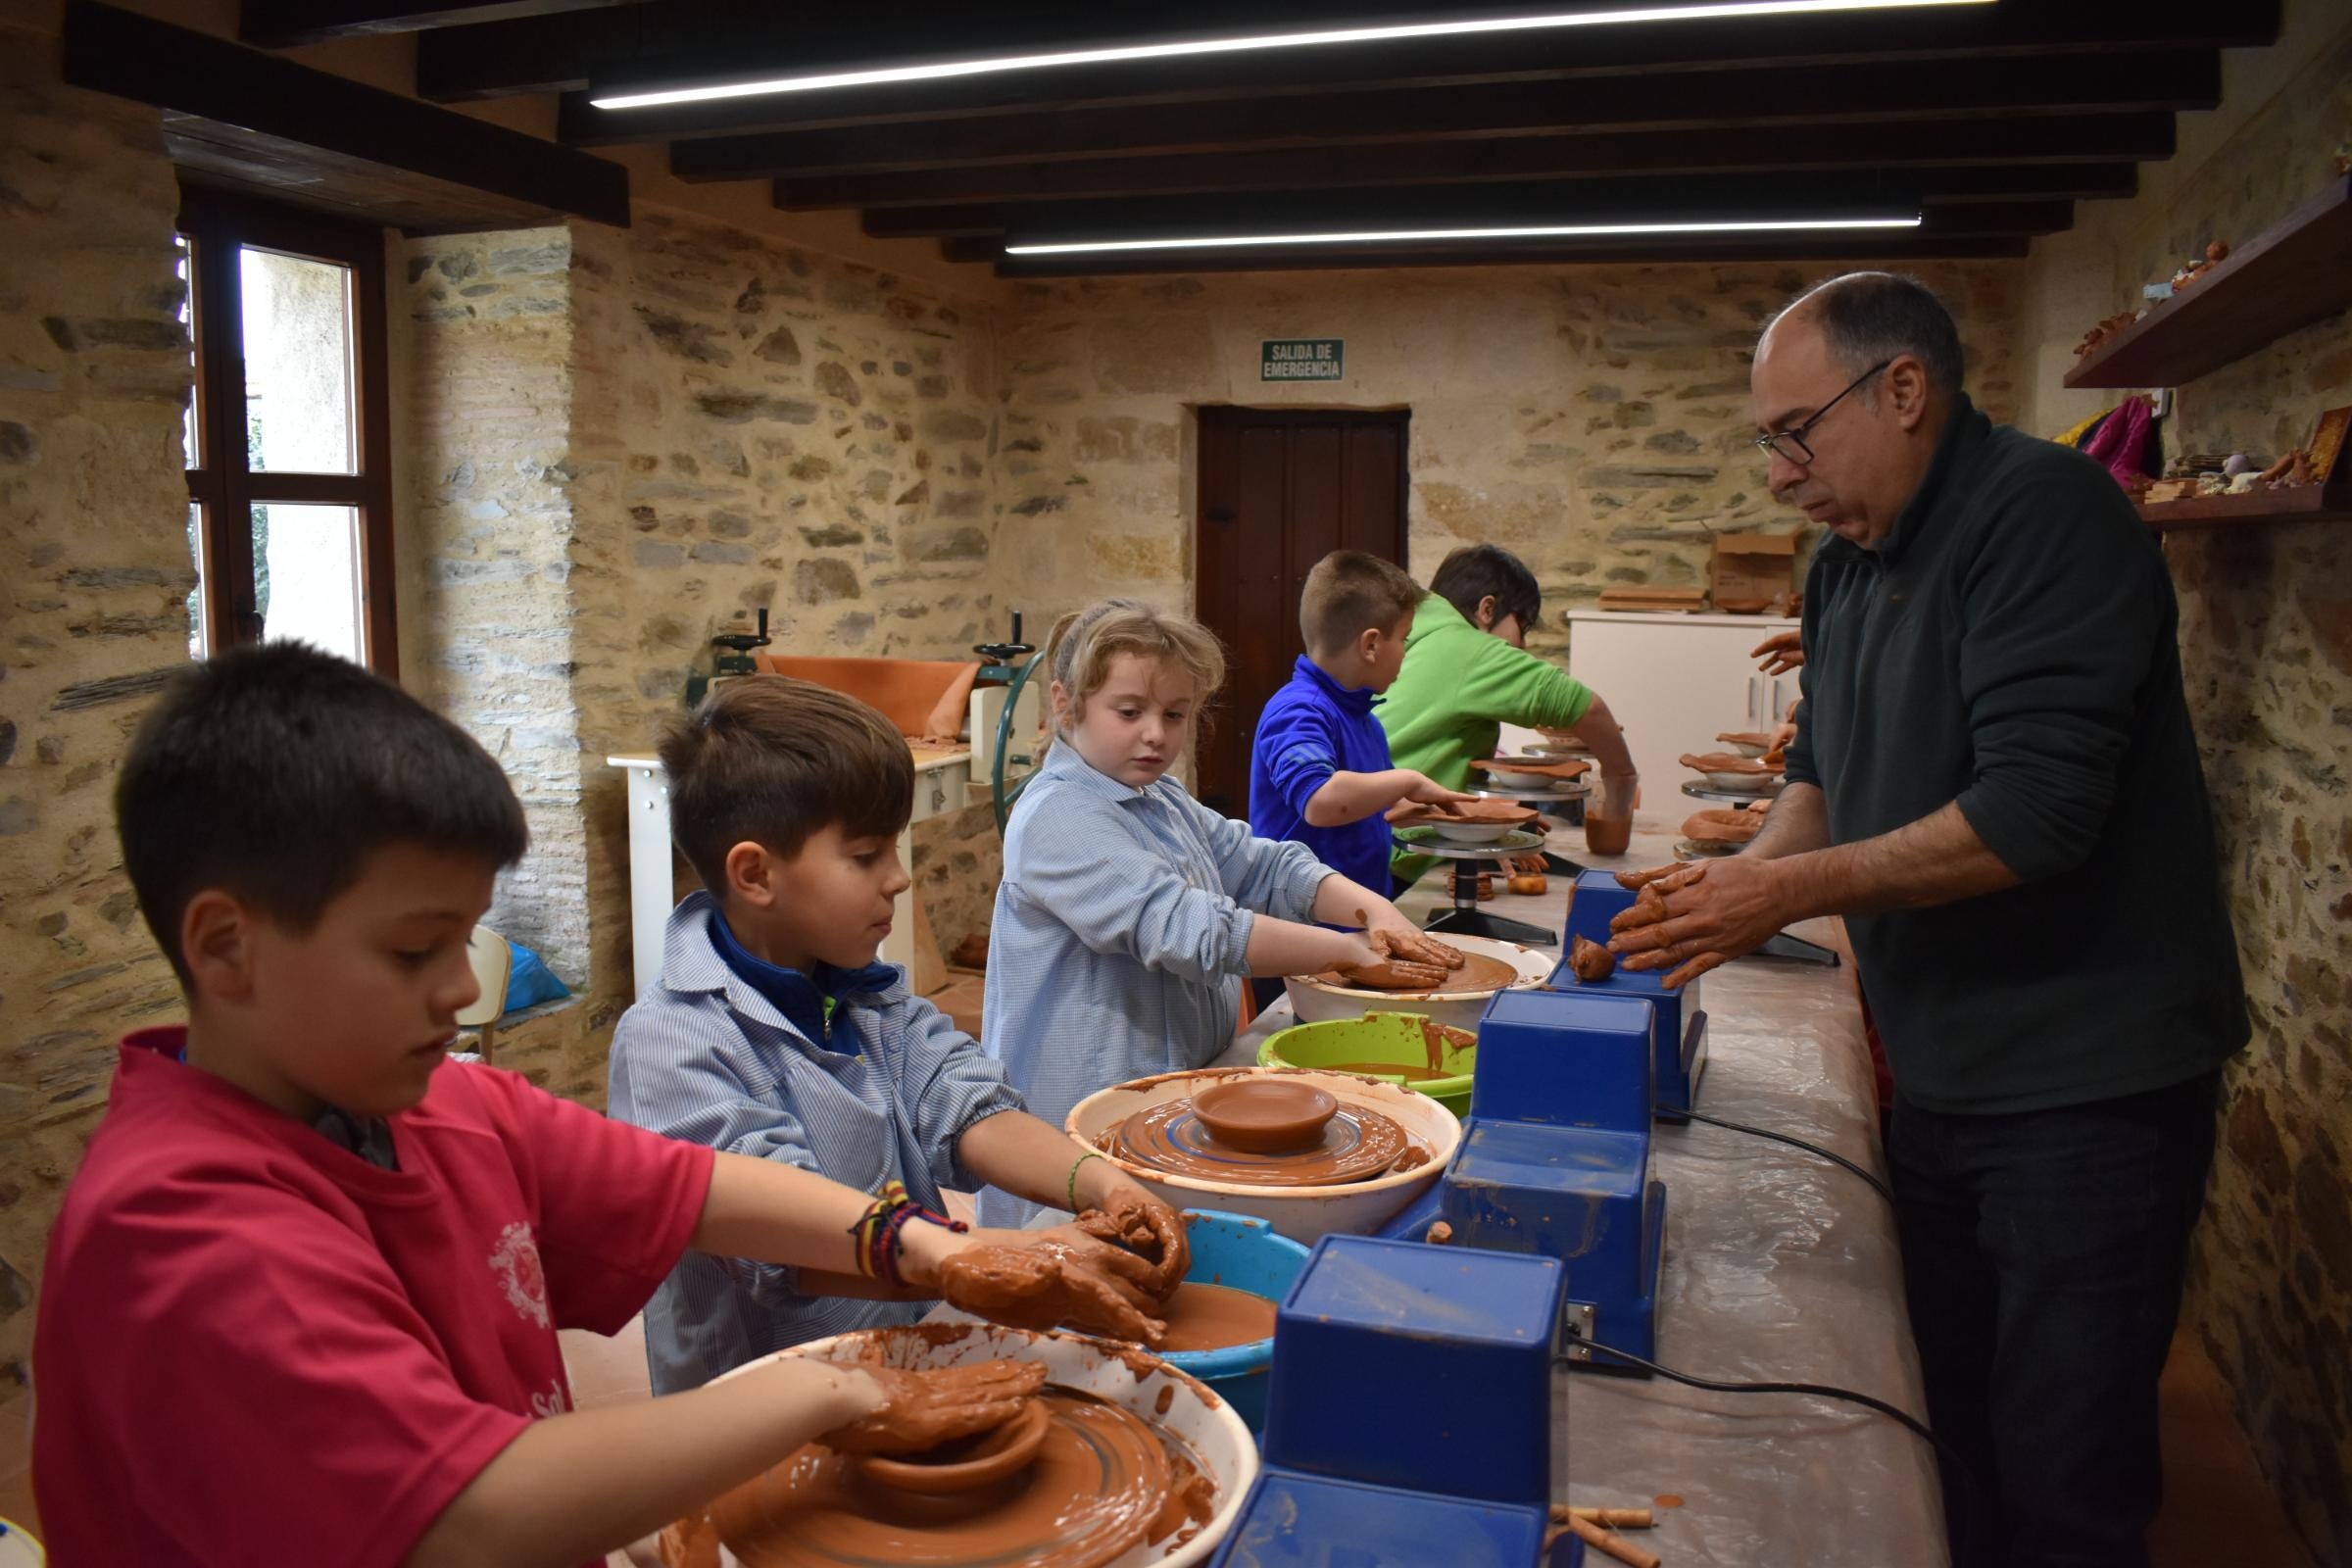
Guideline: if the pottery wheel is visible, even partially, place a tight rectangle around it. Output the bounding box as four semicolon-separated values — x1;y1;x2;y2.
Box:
1109;1097;1411;1186
1316;951;1519;995
708;1390;1208;1568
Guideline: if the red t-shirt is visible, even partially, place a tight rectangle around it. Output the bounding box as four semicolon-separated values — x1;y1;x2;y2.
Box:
33;1028;716;1567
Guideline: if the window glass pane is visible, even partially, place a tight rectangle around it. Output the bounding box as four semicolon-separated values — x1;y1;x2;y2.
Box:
253;503;364;662
240;248;356;474
176;236;198;469
186;502;207;659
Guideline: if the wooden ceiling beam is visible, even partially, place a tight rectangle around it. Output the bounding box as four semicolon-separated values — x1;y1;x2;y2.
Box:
676;52;2220;180
859;171;2129;240
239;0;648;48
63;1;630;228
776;116;2172;209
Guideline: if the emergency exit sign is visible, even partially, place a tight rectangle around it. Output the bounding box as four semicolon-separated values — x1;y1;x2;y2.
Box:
1261;338;1344;381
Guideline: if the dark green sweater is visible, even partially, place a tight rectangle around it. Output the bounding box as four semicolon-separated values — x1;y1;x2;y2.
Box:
1785;396;2247;1114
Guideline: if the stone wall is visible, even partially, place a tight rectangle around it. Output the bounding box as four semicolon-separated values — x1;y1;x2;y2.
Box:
0;56;192;1394
2019;19;2352;1561
994;262;2021;662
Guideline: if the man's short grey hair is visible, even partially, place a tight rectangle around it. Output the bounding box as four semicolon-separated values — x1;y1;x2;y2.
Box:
1768;271;1965;398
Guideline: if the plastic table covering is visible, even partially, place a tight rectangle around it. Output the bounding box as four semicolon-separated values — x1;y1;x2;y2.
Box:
1224;821;1948;1568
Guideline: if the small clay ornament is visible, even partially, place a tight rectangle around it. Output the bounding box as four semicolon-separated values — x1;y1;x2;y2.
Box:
1568;935;1616;983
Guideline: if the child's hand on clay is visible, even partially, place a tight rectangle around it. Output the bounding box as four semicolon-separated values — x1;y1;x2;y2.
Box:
823;1360;1048;1454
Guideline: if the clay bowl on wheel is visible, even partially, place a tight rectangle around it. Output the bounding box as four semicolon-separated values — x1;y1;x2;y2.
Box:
854;1398;1052;1498
1684;808;1763;845
1681;751;1784;793
1191;1079;1338;1154
1393;798;1539;844
1065;1068;1462;1244
669;1324;1258;1568
1715;731;1775;759
1470;756;1592;792
1285;933;1547;1033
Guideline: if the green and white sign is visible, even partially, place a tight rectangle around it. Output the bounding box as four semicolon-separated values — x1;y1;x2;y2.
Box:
1261;338;1344;381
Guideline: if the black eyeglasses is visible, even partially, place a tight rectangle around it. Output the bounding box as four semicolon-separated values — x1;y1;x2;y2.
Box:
1755;360;1891;466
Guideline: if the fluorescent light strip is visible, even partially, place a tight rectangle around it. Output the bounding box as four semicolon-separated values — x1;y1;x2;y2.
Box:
591;0;1992;110
1004;215;1923;257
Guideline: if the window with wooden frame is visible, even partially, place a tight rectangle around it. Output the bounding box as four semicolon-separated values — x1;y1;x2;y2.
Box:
177;191;397;674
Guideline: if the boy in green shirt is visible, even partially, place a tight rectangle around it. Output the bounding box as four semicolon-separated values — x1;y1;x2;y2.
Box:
1379;544;1637;886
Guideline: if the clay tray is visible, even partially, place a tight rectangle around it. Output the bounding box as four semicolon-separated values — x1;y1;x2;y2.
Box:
1684;807;1764;845
1469;756;1592;781
1680;751;1777;775
1389;799;1540;828
1105;1096;1414;1187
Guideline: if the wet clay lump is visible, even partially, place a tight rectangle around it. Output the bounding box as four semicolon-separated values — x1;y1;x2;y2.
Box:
1568;936;1617;983
704;1388;1211;1568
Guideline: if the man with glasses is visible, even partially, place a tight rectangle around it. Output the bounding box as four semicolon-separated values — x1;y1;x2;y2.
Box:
1609;272;2246;1568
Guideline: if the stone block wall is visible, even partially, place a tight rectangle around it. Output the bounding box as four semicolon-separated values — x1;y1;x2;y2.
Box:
994;262;2020;662
2030;21;2352;1561
0;58;192;1394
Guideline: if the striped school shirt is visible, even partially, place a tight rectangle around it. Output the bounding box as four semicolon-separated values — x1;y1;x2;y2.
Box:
609;891;1022;1393
978;739;1332;1228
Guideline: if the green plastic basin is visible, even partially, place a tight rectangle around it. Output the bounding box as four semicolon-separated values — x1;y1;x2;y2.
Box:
1256;1010;1476;1119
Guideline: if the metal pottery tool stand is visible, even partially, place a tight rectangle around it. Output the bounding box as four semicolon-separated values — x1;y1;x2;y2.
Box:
1678;780;1838;966
1398;826;1556;947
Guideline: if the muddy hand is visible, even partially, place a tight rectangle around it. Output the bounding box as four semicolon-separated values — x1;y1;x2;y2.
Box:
824;1361;1048;1455
937;1238;1169;1346
1612;863;1687;892
1075;1183;1190;1298
1370;923;1466;973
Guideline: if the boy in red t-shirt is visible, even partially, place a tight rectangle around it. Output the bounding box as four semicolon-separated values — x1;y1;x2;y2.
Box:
32;646;1166;1568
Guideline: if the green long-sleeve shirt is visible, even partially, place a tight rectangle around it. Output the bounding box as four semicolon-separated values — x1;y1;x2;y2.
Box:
1376;594;1595;884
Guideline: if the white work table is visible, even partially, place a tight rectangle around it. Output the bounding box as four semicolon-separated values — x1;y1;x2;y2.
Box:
605;745;973;999
1227;821;1946;1567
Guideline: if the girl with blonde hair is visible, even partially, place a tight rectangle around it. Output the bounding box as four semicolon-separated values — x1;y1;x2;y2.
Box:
978;599;1457;1227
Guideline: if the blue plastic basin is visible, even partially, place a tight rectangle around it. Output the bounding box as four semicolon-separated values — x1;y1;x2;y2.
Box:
1163;1209;1311;1432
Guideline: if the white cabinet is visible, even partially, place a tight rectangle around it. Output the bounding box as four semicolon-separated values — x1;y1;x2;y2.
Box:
1563;610;1799;825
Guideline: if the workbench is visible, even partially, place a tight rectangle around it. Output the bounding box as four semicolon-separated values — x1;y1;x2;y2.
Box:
1224;820;1949;1567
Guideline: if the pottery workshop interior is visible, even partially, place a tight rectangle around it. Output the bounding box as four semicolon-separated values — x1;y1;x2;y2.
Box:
6;0;2352;1564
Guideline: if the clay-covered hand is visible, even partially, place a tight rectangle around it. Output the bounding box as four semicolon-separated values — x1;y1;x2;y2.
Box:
936;1233;1170;1346
1337;925;1459;989
1400;771;1480;808
1606;856;1793;989
1071;1170;1191;1297
1362;909;1466;972
823;1360;1048;1455
1607;880;1676;933
1751;628;1804;676
1612;862;1687;892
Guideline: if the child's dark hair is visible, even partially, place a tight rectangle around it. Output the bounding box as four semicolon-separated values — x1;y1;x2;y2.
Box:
1429;544;1543;633
117;644;529;984
660;676;913;898
1298;550;1422;656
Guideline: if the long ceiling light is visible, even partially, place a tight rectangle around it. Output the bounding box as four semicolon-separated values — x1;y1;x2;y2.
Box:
590;0;1993;111
1003;215;1924;257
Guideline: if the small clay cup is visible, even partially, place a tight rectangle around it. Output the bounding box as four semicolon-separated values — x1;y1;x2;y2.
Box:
854;1398;1051;1498
1191;1079;1339;1154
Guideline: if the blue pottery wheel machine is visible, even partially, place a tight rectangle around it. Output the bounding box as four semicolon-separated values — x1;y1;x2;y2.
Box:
1208;880;1684;1564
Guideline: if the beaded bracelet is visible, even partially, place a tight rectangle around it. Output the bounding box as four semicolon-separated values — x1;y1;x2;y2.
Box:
846;1180;968;1287
1066;1151;1107;1212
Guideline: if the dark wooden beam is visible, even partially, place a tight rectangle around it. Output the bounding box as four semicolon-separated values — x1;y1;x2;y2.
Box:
983;233;2034;278
423;0;2271;117
65;1;629;227
860;171;2127;241
675;52;2221;180
240;0;649;48
776;115;2172;209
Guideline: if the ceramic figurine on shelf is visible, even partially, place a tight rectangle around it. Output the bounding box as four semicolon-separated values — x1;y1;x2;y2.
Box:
2073;308;2139;360
2170;240;2230;292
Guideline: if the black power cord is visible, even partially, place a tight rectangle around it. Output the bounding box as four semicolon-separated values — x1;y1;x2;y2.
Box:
1667;1106;1893;1203
1563;1337;1985;1563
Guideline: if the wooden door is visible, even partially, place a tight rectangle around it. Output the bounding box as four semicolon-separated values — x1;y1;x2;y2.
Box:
1194;407;1410;816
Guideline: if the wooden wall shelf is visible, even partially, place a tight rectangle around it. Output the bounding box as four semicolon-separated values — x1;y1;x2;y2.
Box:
2137;481;2352;531
2067;174;2352;390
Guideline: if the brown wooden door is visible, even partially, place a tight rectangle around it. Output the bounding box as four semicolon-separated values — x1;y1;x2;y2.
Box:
1194;407;1409;816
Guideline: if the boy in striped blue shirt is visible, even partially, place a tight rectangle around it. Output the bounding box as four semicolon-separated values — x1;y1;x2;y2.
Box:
610;676;1185;1394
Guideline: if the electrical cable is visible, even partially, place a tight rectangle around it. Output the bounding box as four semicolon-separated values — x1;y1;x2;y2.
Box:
1667;1106;1893;1202
1562;1337;1986;1563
